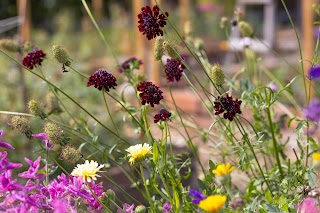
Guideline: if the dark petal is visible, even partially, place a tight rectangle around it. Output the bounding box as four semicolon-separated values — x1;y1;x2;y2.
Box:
310;65;320;80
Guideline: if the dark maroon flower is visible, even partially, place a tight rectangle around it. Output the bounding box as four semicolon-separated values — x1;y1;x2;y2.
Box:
137;81;163;107
22;49;46;69
87;68;117;92
138;5;168;40
164;58;185;82
154;108;171;123
214;95;242;121
118;57;143;73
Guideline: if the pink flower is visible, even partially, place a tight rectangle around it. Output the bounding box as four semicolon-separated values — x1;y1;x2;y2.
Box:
297;197;320;213
0;130;14;150
18;156;45;180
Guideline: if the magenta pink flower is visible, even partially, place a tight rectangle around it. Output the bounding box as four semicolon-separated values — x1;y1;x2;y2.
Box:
0;130;14;150
297;197;320;213
32;132;54;149
18;156;45;180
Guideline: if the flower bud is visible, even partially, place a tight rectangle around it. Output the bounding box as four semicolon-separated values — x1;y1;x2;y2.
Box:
238;21;253;37
135;205;147;213
45;93;63;114
44;122;64;145
0;39;20;53
59;145;82;164
154;37;165;61
8;116;32;139
163;39;179;59
210;64;225;87
51;45;71;66
106;189;116;201
28;100;47;119
220;17;229;29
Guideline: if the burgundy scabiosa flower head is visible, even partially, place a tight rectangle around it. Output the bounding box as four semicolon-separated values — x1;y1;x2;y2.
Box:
118;57;143;73
87;68;117;92
137;81;163;107
214;94;242;121
138;5;168;40
154;108;171;123
22;49;46;69
164;58;185;83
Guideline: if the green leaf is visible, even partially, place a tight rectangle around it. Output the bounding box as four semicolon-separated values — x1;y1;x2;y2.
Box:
265;204;283;213
307;170;317;188
265;190;272;203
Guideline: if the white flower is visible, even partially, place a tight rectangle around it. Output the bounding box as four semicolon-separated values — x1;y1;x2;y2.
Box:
126;143;152;164
71;160;104;182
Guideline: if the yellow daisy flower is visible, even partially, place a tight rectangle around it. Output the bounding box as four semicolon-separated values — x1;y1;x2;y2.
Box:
71;160;104;182
126;143;152;164
312;153;320;161
212;163;234;177
198;195;227;212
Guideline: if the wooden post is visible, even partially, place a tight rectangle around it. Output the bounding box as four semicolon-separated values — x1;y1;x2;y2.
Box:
17;0;31;112
133;0;146;75
302;0;315;99
179;0;189;31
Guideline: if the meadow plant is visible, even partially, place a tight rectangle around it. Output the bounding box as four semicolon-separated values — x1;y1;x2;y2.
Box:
1;0;320;212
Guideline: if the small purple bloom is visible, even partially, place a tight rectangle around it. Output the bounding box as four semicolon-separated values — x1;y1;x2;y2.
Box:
32;132;54;149
309;65;320;80
118;203;135;213
18;156;45;180
268;82;279;92
0;151;22;171
189;189;206;204
303;99;320;123
162;202;172;212
0;130;14;150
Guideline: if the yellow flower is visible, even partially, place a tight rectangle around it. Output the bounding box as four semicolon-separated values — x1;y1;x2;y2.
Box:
198;195;227;212
71;160;104;182
212;163;234;177
126;143;152;164
312;153;320;161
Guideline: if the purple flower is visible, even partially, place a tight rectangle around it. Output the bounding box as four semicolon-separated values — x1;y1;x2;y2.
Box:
118;57;143;73
87;68;117;92
18;156;45;180
117;203;135;213
309;65;320;80
137;81;163;107
0;130;14;150
214;95;242;121
297;197;320;213
154;108;171;123
268;82;279;92
162;202;172;212
22;49;46;69
303;99;320;122
32;132;54;149
189;189;206;204
0;151;22;172
164;58;185;83
0;170;24;192
51;199;68;213
138;5;168;40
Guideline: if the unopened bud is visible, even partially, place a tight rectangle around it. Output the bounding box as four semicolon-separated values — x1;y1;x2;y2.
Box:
44;122;64;145
106;189;116;201
238;21;253;37
45;93;62;114
154;37;165;61
135;205;146;213
28;100;47;119
60;145;82;164
163;39;179;59
210;64;225;87
51;45;71;66
0;39;20;53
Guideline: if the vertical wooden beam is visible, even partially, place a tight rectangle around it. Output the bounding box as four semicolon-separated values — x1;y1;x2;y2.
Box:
92;0;103;21
133;0;146;75
17;0;31;112
179;0;189;31
302;0;315;99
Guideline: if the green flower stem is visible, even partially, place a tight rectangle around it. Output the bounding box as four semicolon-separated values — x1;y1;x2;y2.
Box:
266;107;284;179
86;182;112;213
48;155;69;175
0;49;130;145
38;67;79;125
81;0;120;66
102;91;120;136
69;66;89;79
140;164;156;212
234;118;273;192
